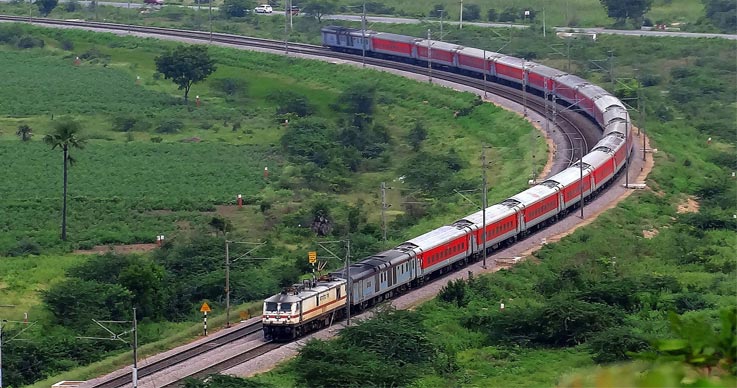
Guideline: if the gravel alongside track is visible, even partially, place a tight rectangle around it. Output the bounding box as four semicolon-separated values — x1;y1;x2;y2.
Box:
4;18;653;385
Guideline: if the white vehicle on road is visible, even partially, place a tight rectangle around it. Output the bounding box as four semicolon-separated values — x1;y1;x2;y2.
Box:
255;4;273;13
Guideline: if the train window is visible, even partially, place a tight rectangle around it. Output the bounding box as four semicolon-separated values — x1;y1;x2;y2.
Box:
265;302;277;311
280;302;292;312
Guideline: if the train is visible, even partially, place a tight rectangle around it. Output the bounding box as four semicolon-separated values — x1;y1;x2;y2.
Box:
262;26;633;341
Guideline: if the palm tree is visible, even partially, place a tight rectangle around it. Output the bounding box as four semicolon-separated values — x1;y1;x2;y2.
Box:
44;120;86;241
16;124;32;141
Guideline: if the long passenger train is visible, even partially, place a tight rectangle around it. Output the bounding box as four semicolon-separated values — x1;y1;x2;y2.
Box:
262;26;633;341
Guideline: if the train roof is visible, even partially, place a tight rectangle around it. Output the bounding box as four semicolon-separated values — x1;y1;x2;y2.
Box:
594;94;622;111
508;184;558;206
543;164;592;187
495;55;526;69
454;204;517;228
577;84;609;100
457;47;503;59
321;26;359;34
415;39;464;51
530;64;567;79
373;32;420;44
581;149;612;168
406;225;467;251
265;277;346;304
330;248;411;281
555;74;588;90
592;132;626;154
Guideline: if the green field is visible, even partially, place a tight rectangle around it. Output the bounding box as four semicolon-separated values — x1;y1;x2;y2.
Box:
0;23;550;386
0;4;734;385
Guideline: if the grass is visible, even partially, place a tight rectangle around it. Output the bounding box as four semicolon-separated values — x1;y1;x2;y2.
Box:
0;254;84;318
0;24;545;385
30;301;264;388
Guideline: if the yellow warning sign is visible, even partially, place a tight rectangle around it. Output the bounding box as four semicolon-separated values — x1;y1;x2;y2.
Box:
308;251;317;264
200;302;211;313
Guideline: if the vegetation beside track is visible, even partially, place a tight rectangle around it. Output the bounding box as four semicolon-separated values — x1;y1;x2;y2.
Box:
0;2;734;385
0;23;542;387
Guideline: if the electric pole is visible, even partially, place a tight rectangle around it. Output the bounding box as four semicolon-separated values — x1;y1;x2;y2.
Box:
79;308;138;388
459;0;463;29
427;29;433;83
381;182;391;246
224;240;267;327
481;146;488;269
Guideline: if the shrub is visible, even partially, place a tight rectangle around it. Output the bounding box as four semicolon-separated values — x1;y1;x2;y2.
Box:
112;115;151;132
59;39;74;51
16;35;44;49
7;239;41;256
212;78;248;98
156;119;184;134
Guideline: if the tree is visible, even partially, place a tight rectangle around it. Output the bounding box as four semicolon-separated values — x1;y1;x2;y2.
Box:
221;0;254;18
44;119;86;241
16;124;32;141
463;4;481;21
36;0;58;16
407;121;427;151
155;45;216;102
44;278;133;328
303;0;337;23
703;0;737;32
599;0;653;26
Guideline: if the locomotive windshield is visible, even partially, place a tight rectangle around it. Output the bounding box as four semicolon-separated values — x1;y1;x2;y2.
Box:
279;302;292;312
265;302;277;311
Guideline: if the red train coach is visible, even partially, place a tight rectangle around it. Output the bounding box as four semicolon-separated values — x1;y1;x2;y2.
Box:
527;64;565;93
416;40;462;67
371;33;418;59
407;226;469;276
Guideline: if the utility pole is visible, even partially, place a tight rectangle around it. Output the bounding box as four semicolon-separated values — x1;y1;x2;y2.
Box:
224;240;267;328
225;239;230;327
284;0;290;54
0;310;35;388
437;9;445;41
380;182;391;246
208;0;212;42
459;0;463;29
522;59;528;118
483;50;488;98
542;7;546;38
79;308;138;388
316;240;351;325
361;0;366;67
427;29;433;83
578;138;585;219
481;146;488;269
345;240;351;326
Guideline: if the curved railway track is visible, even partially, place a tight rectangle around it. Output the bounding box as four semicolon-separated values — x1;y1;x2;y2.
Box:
0;15;598;165
0;15;602;386
90;321;264;388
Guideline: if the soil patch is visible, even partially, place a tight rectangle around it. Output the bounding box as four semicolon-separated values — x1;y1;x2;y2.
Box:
677;196;700;214
74;243;158;255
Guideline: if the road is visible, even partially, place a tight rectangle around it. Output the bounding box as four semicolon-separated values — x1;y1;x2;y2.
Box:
3;0;736;40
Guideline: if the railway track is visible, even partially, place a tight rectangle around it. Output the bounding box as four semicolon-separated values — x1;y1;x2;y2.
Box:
0;14;601;386
89;321;264;388
0;14;598;165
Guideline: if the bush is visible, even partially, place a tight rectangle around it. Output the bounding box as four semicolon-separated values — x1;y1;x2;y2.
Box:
156;119;184;134
112;115;151;132
7;239;41;256
64;0;80;12
16;35;44;49
59;39;74;51
212;78;248;98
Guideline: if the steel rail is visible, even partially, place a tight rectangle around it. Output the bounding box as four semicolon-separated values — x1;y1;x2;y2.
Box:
90;322;263;388
0;15;600;384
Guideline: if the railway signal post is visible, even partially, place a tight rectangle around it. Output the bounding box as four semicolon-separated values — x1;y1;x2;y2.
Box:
200;302;211;336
